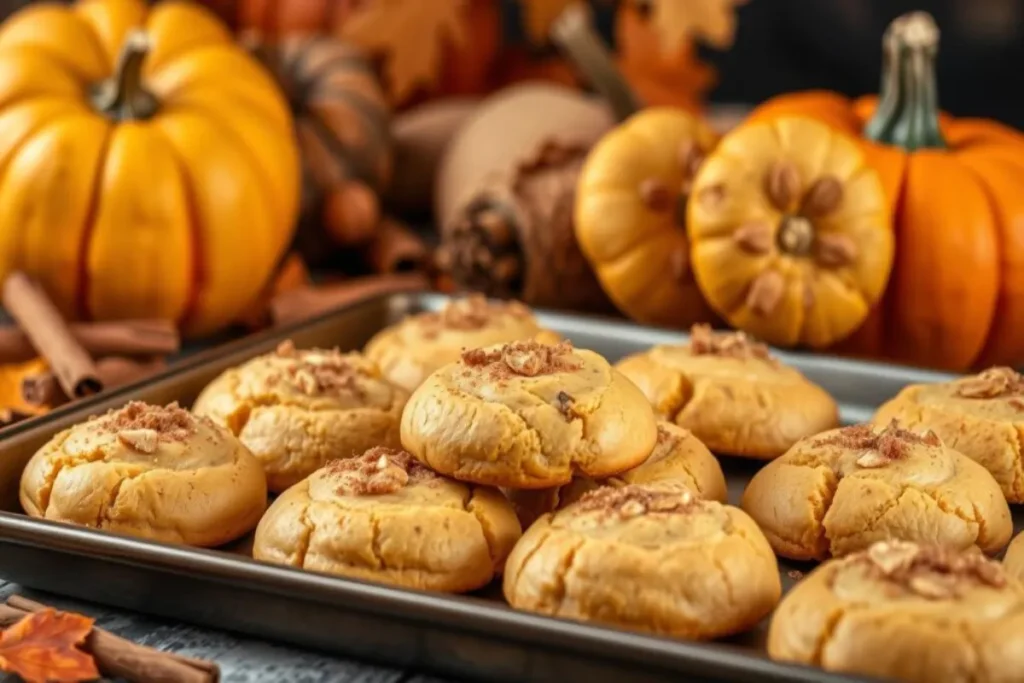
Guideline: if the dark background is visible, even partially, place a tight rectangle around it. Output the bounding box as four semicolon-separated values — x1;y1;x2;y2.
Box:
1;0;1022;129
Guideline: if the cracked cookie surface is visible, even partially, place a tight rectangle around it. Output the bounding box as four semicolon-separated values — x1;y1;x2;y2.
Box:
400;340;658;489
19;401;267;547
769;540;1024;683
252;447;521;593
506;421;728;529
615;325;838;459
193;341;409;493
874;366;1024;502
741;422;1012;561
364;295;560;392
503;481;780;639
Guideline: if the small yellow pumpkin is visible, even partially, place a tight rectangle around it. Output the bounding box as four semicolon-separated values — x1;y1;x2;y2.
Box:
687;116;894;348
574;107;719;328
0;0;299;336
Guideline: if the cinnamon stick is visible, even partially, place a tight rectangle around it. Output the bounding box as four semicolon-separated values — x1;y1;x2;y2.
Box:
22;356;168;408
365;218;430;274
3;596;219;683
270;274;429;327
2;273;101;398
0;319;179;363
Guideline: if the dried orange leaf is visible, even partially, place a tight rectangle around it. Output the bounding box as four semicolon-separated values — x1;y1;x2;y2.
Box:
518;0;577;44
648;0;747;53
0;609;99;683
342;0;469;103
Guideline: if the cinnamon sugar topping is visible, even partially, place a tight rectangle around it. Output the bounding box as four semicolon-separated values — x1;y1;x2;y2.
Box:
461;340;580;379
576;484;700;519
326;447;435;496
419;295;531;338
687;324;775;363
954;367;1024;399
857;541;1006;599
101;401;196;443
274;348;372;397
817;421;941;467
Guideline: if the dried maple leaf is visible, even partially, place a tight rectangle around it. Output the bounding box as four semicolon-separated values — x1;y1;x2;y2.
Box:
646;0;748;53
341;0;469;104
518;0;578;44
0;609;99;683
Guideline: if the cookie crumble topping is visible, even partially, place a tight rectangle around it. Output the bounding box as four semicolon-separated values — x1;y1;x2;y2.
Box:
955;367;1024;399
577;483;700;519
419;295;531;338
818;421;941;467
101;401;196;444
271;345;374;397
855;541;1005;600
461;340;580;379
687;324;775;363
327;447;434;496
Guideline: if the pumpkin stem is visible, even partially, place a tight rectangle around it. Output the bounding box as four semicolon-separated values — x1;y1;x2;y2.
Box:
92;30;159;120
549;2;641;122
863;12;946;150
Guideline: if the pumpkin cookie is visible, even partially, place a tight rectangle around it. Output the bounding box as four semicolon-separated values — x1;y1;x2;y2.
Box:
507;421;727;529
193;341;408;493
768;540;1024;683
615;324;838;459
504;482;781;639
253;447;521;593
364;295;559;392
401;340;657;489
1004;532;1024;582
20;402;267;547
874;366;1024;502
742;422;1012;561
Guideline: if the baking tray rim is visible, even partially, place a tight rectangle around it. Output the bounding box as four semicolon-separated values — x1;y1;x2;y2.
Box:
0;290;945;682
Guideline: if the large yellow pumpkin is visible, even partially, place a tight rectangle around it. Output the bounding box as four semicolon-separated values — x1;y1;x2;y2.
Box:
0;0;300;336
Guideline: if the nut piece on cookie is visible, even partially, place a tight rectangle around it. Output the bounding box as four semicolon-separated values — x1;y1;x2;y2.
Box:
20;401;268;547
615;325;838;459
742;421;1012;561
768;540;1024;683
193;341;408;493
253;447;521;593
504;482;781;640
364;295;559;392
507;421;727;529
874;366;1024;502
400;340;658;489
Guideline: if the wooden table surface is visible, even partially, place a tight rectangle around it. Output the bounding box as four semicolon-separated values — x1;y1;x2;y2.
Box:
0;580;449;683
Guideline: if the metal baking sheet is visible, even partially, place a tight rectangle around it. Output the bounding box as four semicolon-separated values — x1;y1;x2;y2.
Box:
0;292;981;683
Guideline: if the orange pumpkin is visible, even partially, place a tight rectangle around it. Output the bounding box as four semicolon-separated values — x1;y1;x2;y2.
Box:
0;0;299;337
747;11;1024;371
574;108;719;328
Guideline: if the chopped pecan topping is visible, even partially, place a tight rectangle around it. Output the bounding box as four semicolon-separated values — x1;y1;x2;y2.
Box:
117;428;159;454
688;324;775;363
101;401;196;442
819;421;941;465
954;367;1024;399
326;447;435;496
733;221;774;254
765;161;801;212
418;295;531;338
801;176;844;217
461;340;580;379
577;483;699;518
276;349;372;397
856;540;1006;599
745;270;786;316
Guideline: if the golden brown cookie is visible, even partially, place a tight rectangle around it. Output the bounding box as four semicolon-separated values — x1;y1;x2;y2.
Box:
401;340;657;489
193;341;408;493
768;540;1024;683
1004;532;1024;582
874;366;1024;502
20;401;267;547
253;447;521;592
615;325;838;459
364;295;560;392
503;482;781;639
506;421;727;529
742;422;1012;561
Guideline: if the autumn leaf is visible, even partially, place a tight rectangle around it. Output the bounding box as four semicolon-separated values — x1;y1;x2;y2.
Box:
0;609;99;683
646;0;748;53
341;0;469;104
518;0;578;44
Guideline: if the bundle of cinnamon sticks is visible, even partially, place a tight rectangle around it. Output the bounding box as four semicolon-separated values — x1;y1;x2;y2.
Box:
0;272;181;428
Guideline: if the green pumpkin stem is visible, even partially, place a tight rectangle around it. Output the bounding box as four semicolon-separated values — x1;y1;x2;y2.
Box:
863;12;946;150
92;30;159;120
549;2;641;122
